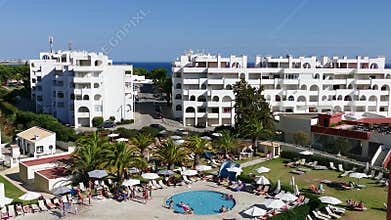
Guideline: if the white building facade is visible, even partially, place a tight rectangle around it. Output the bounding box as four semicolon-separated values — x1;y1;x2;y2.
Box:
16;126;56;158
172;51;391;127
30;50;134;127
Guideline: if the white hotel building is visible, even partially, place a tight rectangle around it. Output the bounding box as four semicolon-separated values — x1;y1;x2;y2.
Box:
30;50;134;127
172;51;391;127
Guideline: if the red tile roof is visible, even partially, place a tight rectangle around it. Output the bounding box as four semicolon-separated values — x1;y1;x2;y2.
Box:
356;118;391;124
20;154;71;166
36;167;69;179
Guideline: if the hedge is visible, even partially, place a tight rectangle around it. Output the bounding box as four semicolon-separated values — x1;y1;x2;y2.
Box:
269;197;323;220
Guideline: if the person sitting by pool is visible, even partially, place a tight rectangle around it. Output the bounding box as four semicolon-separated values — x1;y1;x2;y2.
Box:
227;194;234;200
219;205;227;213
164;198;174;209
186;208;194;214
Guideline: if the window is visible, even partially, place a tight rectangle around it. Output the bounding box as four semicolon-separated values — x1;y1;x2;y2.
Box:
36;146;44;153
176;83;182;89
57;102;65;108
175;94;182;100
176;105;182;111
94;105;103;112
57;92;64;98
94;83;100;88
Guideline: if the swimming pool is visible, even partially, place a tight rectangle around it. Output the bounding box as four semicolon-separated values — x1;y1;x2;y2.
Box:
166;190;235;215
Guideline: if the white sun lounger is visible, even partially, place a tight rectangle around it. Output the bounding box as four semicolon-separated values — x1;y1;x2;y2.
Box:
151;180;162;189
328;205;345;214
148;181;157;190
325;206;341;219
338;164;344;172
38;200;48;211
182;176;192;184
306;214;314;220
31;203;40;213
79;182;86;191
312;210;329;220
7;205;15;217
158;180;168;188
45;198;57;209
329;162;337;170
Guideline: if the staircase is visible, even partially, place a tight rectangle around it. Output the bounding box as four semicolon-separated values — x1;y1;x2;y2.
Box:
371;145;391;167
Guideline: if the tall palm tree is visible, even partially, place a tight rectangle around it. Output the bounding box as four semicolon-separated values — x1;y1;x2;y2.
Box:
105;142;147;182
155;139;187;169
131;133;153;156
185;136;211;167
214;130;239;157
68;132;107;181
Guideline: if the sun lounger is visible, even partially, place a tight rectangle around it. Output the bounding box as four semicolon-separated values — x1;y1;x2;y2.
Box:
158;180;168;188
325;206;341;219
53;198;60;206
15;204;23;216
338;164;344;172
314;165;328;170
148;181;157;190
7;205;15;217
306;214;314;220
290;170;305;175
1;207;7;215
367;170;375;178
317;210;332;219
328;205;345;214
300;158;306;165
38;200;48;211
23;205;32;214
374;171;383;180
31;203;40;213
329;162;337;170
45;198;57;209
339;171;351;177
107;178;113;185
79;182;86;191
152;180;162;189
182;176;192;184
312;210;330;220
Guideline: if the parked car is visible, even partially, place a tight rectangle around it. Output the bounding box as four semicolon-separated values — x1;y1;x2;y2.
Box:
98;121;116;128
153;113;163;119
150;124;163;129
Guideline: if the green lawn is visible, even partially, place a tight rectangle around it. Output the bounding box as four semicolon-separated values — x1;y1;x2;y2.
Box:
0;175;24;199
242;158;387;220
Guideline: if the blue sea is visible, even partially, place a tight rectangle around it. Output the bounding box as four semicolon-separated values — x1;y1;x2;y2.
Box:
114;61;171;71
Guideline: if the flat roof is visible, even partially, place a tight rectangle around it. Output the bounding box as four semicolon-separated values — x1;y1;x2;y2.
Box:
356;118;391;124
36;167;69;179
16;126;54;143
279;113;318;119
20;154;70;167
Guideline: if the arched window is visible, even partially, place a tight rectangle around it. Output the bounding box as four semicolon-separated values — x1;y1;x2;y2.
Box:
370;63;379;69
334;106;342;112
78;106;90;112
185;107;195;113
303;63;311;69
175;94;182;100
344;95;352;101
190;95;196;101
314;73;320;79
359;95;366;101
212;96;219;102
368;95;377;102
386;74;391;79
309;85;319;91
176;105;182;111
337;95;343;101
300;85;307;90
275;95;281;102
83;95;89;100
94;60;102;66
381;85;390;91
201;84;207;89
222;96;232;102
239;73;245;79
175;83;182;89
276;84;281;90
197;95;206;102
322;96;327;101
94;83;100;88
42;55;50;60
297;96;306;102
372;85;378;90
94;94;102;101
288;96;294;101
348;84;353;89
226;84;232;90
266;95;271;101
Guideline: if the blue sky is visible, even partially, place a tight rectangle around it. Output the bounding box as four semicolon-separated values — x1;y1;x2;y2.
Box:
0;0;391;62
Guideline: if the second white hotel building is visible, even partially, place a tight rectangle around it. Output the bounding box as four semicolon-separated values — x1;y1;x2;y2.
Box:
172;51;391;127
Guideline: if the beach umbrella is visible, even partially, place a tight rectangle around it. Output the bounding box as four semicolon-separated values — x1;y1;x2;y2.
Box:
158;170;175;176
200;136;212;140
294;184;300;196
275;192;297;202
273;179;281;194
88;170;108;179
195;165;212;172
261;199;286;209
141;173;159;180
256;166;270;174
182;170;198;176
122;179;140;187
0;197;13;207
170;135;182;140
52;186;71;195
255;176;270;185
299;150;313;156
18;191;41;201
174;139;185;145
116;138;129;142
290;176;296;187
212;132;222;137
319;196;342;205
107;133;119;138
243;206;267;217
128;167;140;174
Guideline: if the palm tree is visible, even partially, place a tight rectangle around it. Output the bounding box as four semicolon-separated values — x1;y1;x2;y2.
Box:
185;136;211;167
105;142;147;182
214;130;239;157
68;132;107;181
239;118;272;153
131;133;153;156
155;139;187;169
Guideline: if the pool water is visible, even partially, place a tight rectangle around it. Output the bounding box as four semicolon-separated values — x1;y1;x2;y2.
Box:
166;190;235;215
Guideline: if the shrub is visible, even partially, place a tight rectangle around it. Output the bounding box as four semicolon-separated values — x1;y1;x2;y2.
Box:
237;174;254;184
109;116;116;121
116;119;134;125
140;126;161;137
92;117;104;127
115;127;138;139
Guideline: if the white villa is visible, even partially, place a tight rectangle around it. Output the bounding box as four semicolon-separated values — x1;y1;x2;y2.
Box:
172;51;391;127
16;126;56;158
29;50;135;127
